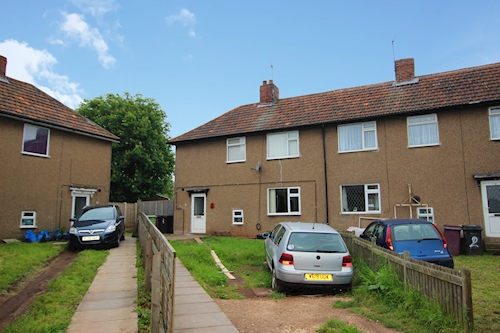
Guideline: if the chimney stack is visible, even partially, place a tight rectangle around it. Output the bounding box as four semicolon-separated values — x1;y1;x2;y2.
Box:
395;58;415;82
260;80;279;104
0;56;6;77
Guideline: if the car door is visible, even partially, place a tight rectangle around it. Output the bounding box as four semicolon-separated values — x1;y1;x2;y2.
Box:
360;222;377;240
265;224;282;266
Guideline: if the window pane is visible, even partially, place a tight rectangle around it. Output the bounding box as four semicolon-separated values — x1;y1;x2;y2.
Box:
228;145;245;161
274;189;288;213
490;114;500;139
288;139;298;156
194;197;205;216
342;185;365;212
408;114;436;124
409;123;438;146
364;130;376;148
367;193;379;211
339;124;362;151
23;125;49;155
290;196;299;212
268;133;287;158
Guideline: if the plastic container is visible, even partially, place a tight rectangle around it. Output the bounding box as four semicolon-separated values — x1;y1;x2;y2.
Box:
444;225;462;256
462;225;483;255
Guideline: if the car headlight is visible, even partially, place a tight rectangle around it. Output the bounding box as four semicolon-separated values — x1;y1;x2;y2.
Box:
69;227;78;235
105;224;116;233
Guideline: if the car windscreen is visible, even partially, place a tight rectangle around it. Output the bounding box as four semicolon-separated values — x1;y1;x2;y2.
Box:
392;223;441;241
77;207;115;223
287;232;347;253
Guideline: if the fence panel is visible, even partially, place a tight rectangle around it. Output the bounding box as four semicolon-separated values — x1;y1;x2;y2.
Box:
340;231;473;332
138;212;176;333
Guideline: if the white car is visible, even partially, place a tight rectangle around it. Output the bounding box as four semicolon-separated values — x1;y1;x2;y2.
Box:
264;222;353;292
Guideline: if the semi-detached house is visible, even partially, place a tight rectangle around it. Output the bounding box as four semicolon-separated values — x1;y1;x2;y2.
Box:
169;58;500;250
0;55;119;240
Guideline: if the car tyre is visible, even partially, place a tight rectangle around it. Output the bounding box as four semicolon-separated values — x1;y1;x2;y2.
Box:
68;243;78;252
272;267;283;292
120;233;125;241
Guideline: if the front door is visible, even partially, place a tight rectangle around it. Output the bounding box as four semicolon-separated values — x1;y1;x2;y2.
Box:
191;193;206;233
481;181;500;237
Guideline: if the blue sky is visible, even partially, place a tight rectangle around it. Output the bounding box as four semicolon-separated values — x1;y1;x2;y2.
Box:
1;1;500;139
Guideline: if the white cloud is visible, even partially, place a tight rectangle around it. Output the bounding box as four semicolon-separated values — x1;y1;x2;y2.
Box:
60;12;116;69
0;39;83;109
166;9;197;38
70;0;118;17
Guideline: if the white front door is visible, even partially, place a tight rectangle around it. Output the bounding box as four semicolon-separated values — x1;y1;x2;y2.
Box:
191;193;206;234
481;181;500;237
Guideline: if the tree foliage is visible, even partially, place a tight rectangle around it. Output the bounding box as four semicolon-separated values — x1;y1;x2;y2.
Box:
77;92;175;202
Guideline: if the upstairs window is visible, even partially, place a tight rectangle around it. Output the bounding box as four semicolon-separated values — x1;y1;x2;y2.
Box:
341;184;381;213
227;137;246;163
267;131;299;159
23;124;49;156
489;107;500;140
268;187;301;215
407;114;439;147
338;121;377;152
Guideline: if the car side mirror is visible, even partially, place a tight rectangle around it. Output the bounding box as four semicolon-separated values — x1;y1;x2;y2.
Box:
70;218;75;222
119;216;125;221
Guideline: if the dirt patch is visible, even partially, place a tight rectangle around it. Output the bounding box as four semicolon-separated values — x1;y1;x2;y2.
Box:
0;249;77;331
215;295;402;333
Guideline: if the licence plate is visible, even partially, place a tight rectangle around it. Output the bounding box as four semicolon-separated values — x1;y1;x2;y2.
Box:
82;236;100;241
305;273;332;281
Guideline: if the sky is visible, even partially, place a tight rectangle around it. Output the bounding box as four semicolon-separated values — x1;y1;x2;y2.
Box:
1;1;500;140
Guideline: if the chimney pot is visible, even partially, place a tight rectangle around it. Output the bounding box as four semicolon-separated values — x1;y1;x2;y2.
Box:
395;58;415;82
0;56;6;77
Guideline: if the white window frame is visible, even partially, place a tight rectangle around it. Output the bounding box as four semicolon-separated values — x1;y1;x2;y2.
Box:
417;207;434;223
489;107;500;140
268;187;301;215
341;183;381;214
267;131;299;160
22;124;50;157
227;137;246;163
232;210;244;225
20;211;37;228
338;121;378;153
407;114;440;147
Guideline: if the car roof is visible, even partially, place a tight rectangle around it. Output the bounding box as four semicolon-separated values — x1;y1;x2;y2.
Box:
280;222;339;234
376;218;433;226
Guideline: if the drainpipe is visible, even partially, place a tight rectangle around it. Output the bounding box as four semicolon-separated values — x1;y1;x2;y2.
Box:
322;124;330;225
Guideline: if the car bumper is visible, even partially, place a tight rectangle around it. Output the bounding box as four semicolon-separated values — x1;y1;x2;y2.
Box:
69;232;119;249
276;264;353;286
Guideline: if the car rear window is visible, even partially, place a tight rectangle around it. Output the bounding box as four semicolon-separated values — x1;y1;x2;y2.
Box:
287;232;347;253
77;207;115;222
392;223;440;241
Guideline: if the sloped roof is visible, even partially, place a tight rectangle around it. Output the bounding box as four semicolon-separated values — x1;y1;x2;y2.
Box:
170;61;500;144
0;76;119;142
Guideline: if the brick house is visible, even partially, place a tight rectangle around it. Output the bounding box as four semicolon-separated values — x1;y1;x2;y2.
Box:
169;58;500;249
0;55;119;240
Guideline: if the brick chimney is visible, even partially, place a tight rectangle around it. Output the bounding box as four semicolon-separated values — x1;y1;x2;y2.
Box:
260;80;279;104
395;58;415;82
0;56;6;77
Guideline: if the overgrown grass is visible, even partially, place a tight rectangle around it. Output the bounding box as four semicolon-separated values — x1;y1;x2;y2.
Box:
335;258;462;333
136;239;151;332
2;249;108;333
0;242;64;293
169;236;271;299
455;253;500;333
316;318;363;333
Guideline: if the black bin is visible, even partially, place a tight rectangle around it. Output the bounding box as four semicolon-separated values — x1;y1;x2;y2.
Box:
156;215;174;234
462;225;483;255
444;225;462;256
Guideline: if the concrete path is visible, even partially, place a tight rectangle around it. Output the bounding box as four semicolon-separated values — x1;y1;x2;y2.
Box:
67;238;137;333
174;260;239;333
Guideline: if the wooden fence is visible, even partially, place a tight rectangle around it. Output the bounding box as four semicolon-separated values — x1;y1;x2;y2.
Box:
138;212;176;333
111;200;174;232
339;231;473;332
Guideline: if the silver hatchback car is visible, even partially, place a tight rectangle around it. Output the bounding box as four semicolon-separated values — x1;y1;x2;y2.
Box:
264;222;353;292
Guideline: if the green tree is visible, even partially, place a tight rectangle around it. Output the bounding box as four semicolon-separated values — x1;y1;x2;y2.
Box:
77;92;175;202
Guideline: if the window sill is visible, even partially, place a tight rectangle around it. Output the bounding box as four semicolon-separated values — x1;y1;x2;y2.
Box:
338;148;379;154
20;226;37;229
407;143;440;149
268;213;301;216
341;211;381;215
22;152;50;158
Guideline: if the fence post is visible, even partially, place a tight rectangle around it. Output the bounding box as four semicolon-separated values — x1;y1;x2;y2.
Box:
151;250;161;333
461;269;473;332
403;251;410;292
145;234;153;292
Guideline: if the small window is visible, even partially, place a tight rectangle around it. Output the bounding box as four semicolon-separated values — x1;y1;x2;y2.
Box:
227;137;246;163
341;184;381;213
232;210;244;225
417;207;434;223
489;107;500;140
20;211;37;228
268;187;301;215
274;226;287;245
407;114;439;147
22;124;50;156
269;224;282;241
267;131;299;159
338;121;377;152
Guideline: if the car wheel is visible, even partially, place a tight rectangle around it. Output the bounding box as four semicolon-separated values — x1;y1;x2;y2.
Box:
68;243;78;252
120;233;125;241
272;267;282;292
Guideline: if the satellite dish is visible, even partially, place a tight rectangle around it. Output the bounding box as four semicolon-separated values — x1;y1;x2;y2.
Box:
255;162;261;171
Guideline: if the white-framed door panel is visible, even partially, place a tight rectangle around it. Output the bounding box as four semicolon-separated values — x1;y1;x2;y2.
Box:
481;181;500;237
191;193;206;234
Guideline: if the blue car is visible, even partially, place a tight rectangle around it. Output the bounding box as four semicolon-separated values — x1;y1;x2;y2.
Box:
359;219;454;269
